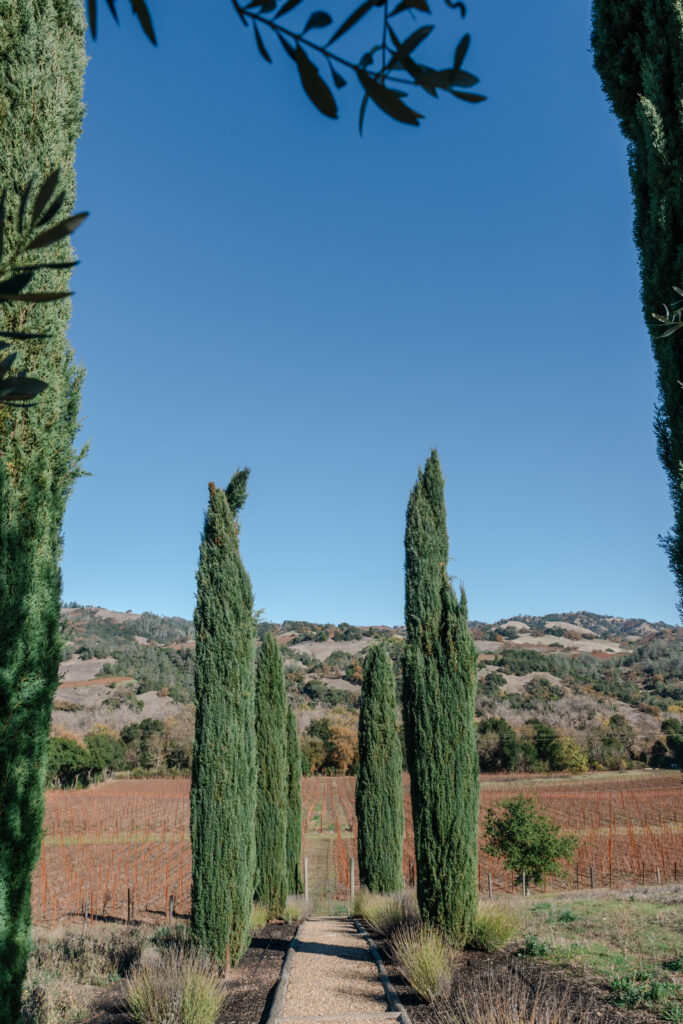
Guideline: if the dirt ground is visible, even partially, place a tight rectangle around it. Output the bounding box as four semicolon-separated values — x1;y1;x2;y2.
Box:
84;921;297;1024
372;935;660;1024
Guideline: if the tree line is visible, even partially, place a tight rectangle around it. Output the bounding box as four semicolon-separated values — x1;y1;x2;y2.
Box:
188;450;480;966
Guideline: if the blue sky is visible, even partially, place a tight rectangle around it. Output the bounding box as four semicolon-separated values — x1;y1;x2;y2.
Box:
61;0;678;626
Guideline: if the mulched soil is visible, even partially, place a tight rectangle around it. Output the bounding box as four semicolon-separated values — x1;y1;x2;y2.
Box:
371;933;666;1024
87;920;298;1024
220;921;298;1024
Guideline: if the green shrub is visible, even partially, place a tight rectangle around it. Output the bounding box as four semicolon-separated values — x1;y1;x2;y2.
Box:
520;933;550;957
391;924;453;1003
467;904;519;951
124;948;224;1024
557;909;578;923
484;795;578;884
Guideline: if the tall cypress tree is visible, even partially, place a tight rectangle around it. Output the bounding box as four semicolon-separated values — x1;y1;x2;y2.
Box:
254;631;287;916
191;470;256;969
403;450;479;946
0;3;86;1018
285;705;302;896
356;645;404;893
592;3;683;614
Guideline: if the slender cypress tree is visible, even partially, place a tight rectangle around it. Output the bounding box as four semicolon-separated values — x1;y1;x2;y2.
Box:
403;450;479;945
0;3;86;1018
254;632;287;916
285;705;303;895
191;470;256;969
356;645;404;893
592;3;683;614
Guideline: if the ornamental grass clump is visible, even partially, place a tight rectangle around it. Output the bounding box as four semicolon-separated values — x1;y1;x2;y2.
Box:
354;887;419;937
467;903;520;952
391;924;453;1003
124;948;225;1024
250;903;269;933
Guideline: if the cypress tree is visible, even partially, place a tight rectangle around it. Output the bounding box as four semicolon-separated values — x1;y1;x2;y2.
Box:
190;470;256;969
285;705;303;895
592;3;683;614
356;644;404;893
254;631;287;916
0;3;86;1018
403;450;479;945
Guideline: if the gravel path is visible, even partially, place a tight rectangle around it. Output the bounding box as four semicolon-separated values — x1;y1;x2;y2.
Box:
277;917;392;1023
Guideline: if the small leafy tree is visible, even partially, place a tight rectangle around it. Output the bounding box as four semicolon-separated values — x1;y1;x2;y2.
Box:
484;795;578;884
549;736;588;774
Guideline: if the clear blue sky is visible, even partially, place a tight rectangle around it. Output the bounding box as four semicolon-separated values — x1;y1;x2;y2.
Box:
61;0;678;626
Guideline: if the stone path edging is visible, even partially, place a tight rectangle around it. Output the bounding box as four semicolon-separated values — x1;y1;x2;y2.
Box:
266;918;307;1024
352;920;413;1024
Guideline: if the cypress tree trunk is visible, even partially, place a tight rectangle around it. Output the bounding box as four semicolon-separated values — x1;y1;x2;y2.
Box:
592;2;683;614
403;450;479;945
285;705;302;895
0;3;85;1018
356;645;404;893
254;632;287;916
191;472;256;969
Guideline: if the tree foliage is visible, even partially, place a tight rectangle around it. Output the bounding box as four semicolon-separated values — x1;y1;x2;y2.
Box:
484;795;578;884
592;1;683;615
285;706;303;894
0;2;86;1018
190;472;256;969
356;644;404;893
254;632;288;916
403;449;479;945
86;0;484;130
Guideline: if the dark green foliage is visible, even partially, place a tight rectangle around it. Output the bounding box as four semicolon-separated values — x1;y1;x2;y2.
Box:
190;474;256;968
484;795;578;884
46;738;91;787
592;2;683;614
254;632;287;916
477;717;520;772
84;730;126;773
526;720;559;765
232;0;484;129
0;2;86;1017
649;738;670;768
300;678;358;710
65;606;194;648
662;717;683;764
285;706;302;895
403;450;479;945
356;645;404;893
97;644;195;699
495;649;566;677
120;718;163;768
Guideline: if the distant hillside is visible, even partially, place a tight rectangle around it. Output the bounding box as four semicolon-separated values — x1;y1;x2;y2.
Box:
54;605;683;775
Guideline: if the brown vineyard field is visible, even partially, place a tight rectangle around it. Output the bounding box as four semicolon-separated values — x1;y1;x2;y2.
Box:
33;770;682;926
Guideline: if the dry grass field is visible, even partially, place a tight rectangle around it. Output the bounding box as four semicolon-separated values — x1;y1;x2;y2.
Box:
33;769;682;927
